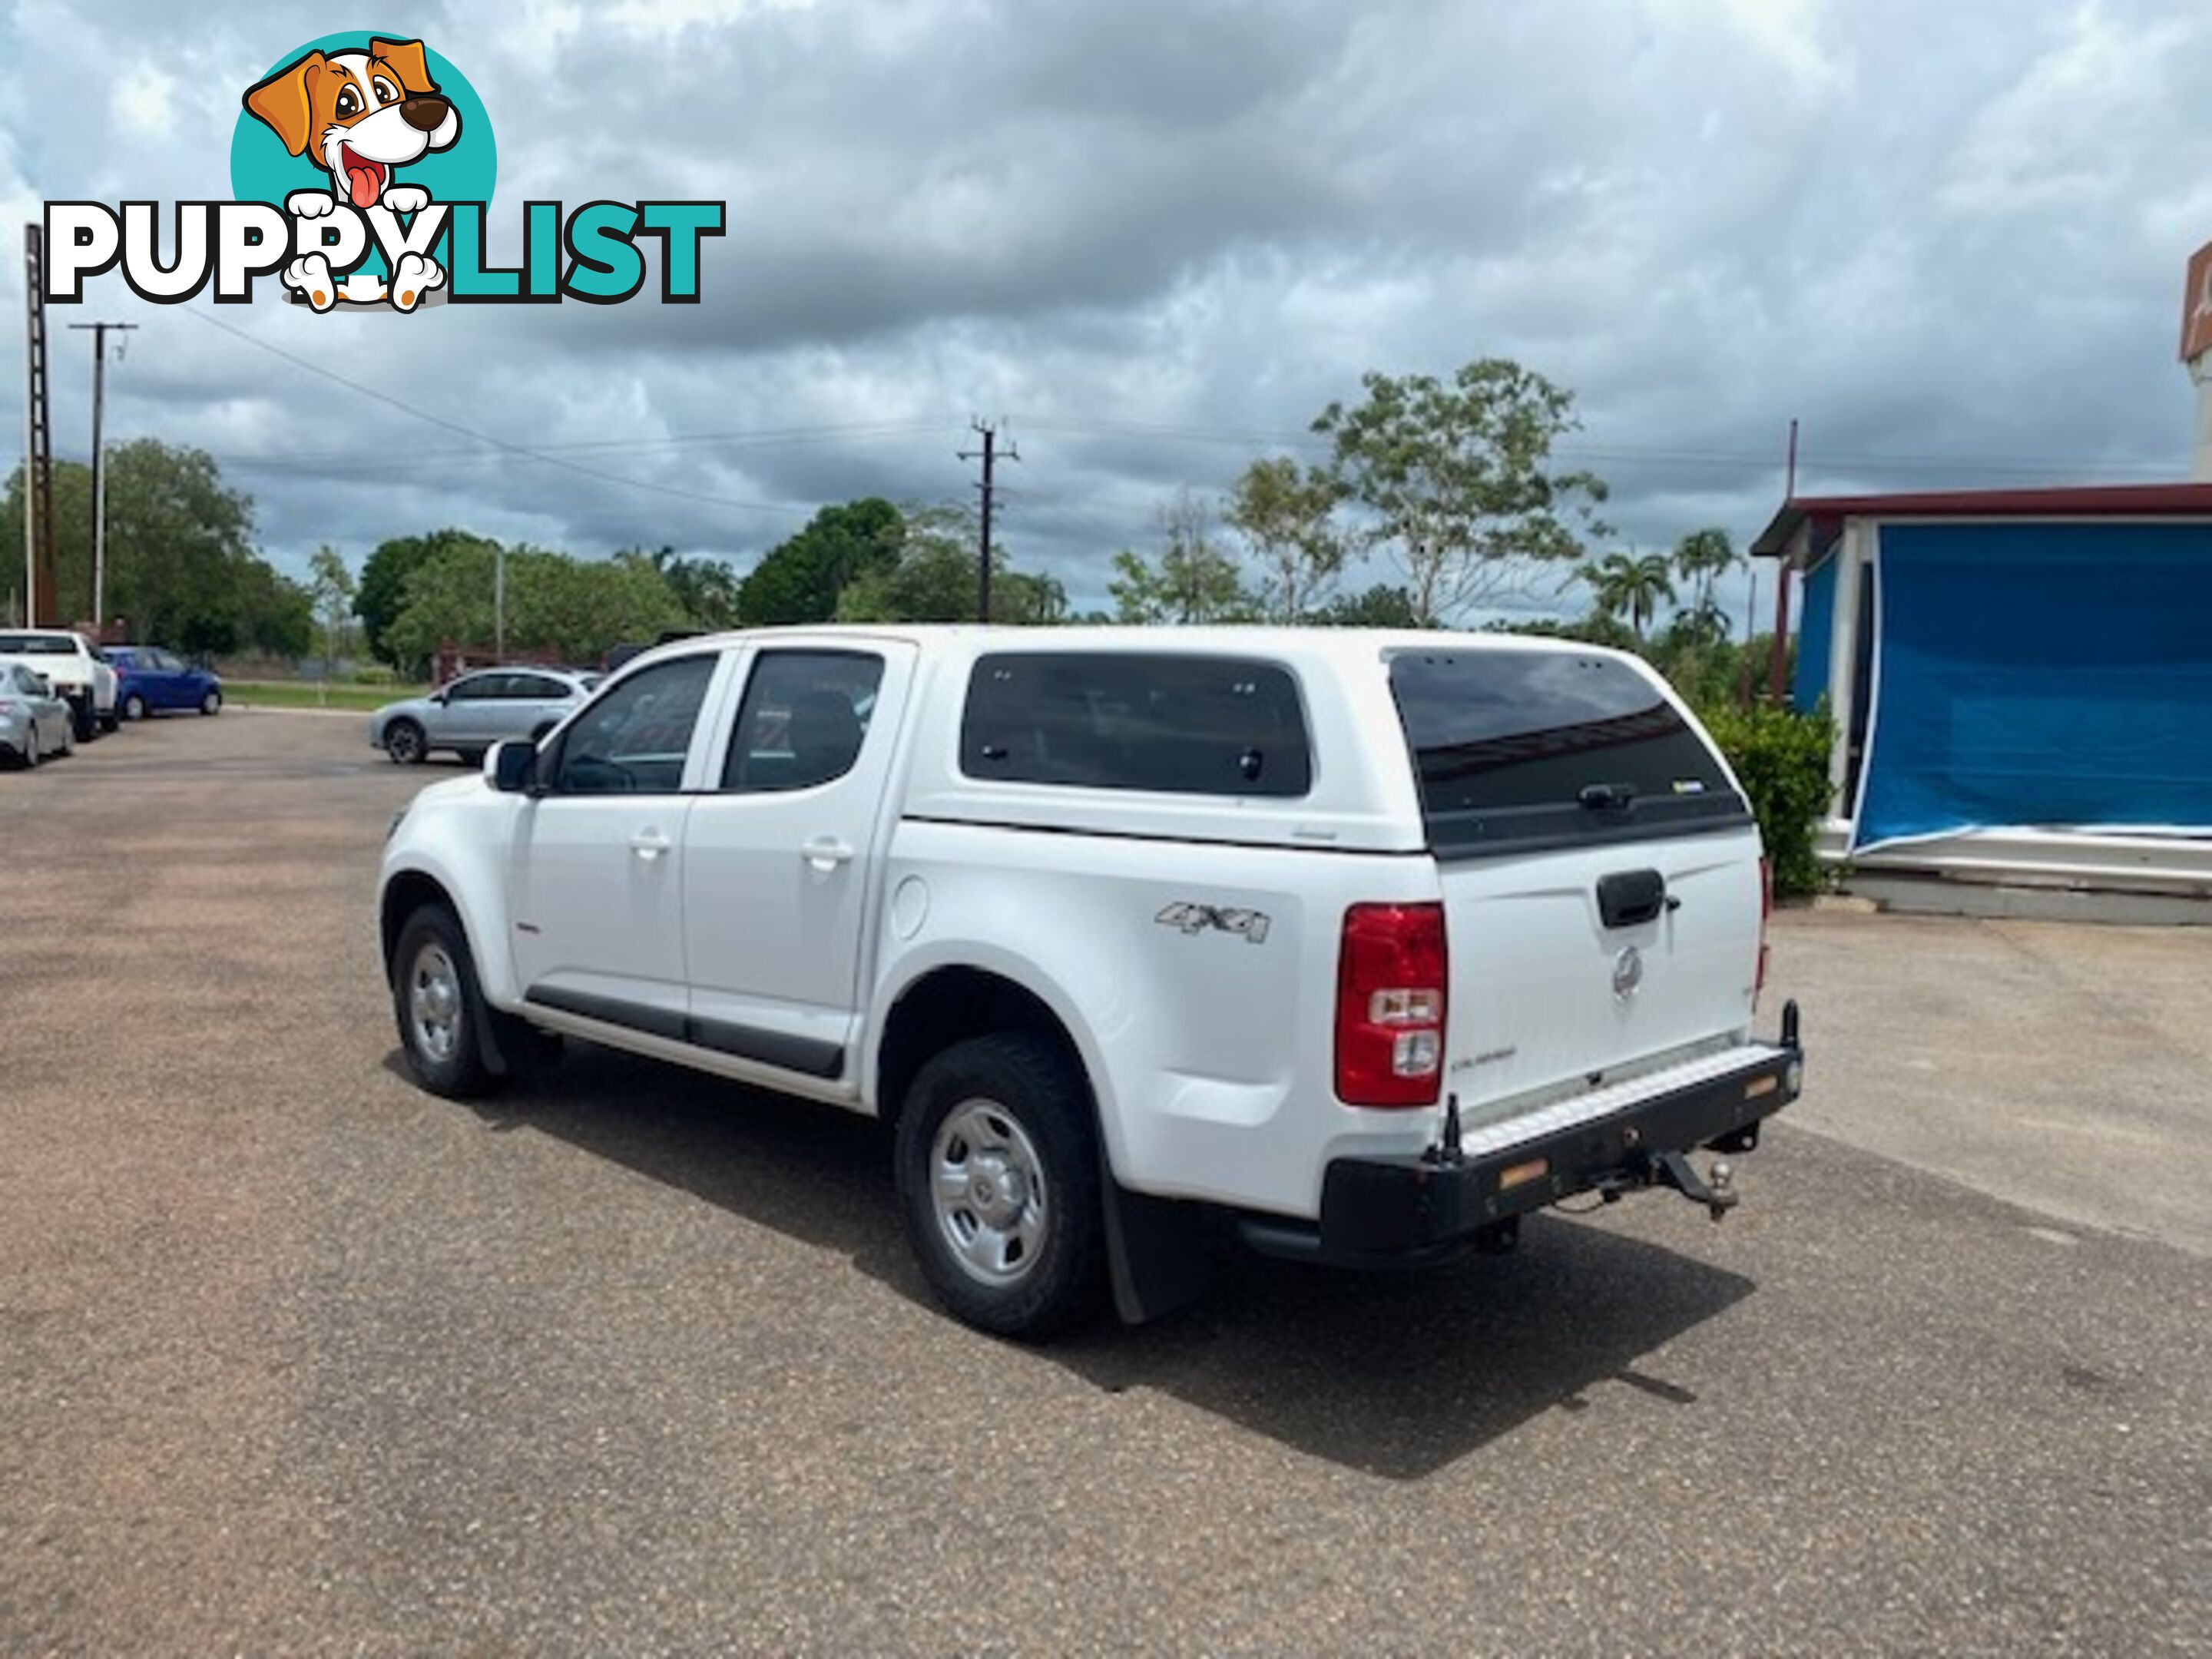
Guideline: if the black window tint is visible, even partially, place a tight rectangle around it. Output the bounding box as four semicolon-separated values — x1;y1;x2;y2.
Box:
551;655;717;795
511;674;565;700
0;633;75;655
962;653;1312;797
722;651;885;792
445;674;498;701
1388;650;1748;856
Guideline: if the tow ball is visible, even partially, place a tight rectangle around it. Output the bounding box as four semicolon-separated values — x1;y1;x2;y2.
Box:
1592;1150;1740;1221
1652;1150;1739;1222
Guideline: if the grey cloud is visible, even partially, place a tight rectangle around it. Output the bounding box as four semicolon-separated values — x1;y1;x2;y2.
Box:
7;0;2212;618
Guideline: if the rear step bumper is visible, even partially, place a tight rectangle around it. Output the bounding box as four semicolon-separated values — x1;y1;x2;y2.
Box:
1245;1002;1804;1267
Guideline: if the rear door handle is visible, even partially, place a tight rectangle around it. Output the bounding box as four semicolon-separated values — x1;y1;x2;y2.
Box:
629;829;673;861
801;835;856;870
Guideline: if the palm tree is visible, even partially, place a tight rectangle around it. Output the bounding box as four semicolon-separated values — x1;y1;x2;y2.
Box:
1581;551;1677;645
1672;527;1739;638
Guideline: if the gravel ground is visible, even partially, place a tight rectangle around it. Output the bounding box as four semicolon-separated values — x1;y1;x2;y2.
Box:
1;712;2207;1655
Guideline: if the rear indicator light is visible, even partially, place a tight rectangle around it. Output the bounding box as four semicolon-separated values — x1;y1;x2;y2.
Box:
1755;856;1773;1006
1336;902;1448;1108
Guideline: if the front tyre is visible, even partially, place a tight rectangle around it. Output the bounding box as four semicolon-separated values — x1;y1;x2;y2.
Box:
895;1034;1104;1338
391;902;496;1098
384;717;426;764
199;689;222;717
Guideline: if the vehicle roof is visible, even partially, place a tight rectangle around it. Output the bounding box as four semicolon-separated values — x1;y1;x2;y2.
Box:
624;623;1641;672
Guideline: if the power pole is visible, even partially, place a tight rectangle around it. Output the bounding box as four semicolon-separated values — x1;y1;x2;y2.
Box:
67;320;137;633
1767;416;1799;704
959;419;1018;622
22;224;56;627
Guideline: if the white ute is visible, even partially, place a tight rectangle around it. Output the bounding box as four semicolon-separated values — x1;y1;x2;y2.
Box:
378;627;1804;1336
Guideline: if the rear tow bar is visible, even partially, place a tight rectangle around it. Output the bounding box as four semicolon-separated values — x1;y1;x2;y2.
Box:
1588;1148;1740;1221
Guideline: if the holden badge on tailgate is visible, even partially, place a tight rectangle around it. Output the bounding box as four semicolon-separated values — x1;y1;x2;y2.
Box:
1611;945;1644;998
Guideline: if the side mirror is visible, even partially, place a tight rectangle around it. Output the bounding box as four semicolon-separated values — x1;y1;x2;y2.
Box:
489;740;539;794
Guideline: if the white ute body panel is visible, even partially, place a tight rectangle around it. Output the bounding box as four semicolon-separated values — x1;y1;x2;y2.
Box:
380;625;1774;1224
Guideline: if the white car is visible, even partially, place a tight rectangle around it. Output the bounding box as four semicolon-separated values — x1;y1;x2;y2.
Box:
0;657;76;767
378;627;1804;1336
0;630;118;740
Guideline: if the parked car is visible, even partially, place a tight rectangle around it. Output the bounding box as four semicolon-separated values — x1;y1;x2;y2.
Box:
0;657;77;767
0;630;117;739
103;646;224;719
377;626;1805;1337
368;667;598;765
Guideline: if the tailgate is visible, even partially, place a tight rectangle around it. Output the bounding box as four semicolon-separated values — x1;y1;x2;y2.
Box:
1384;644;1764;1135
1439;830;1763;1130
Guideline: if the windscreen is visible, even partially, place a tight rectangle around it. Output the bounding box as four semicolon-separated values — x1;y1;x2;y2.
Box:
1388;649;1749;856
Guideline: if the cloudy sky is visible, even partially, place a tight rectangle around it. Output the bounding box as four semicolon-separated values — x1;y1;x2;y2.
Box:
5;0;2210;621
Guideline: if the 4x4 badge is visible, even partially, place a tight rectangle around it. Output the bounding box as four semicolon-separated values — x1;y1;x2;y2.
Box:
1155;902;1271;945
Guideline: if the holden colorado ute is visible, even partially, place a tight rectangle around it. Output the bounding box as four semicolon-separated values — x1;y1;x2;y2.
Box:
376;627;1804;1336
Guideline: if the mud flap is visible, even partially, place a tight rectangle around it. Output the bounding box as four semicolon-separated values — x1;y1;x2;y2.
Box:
1102;1181;1214;1325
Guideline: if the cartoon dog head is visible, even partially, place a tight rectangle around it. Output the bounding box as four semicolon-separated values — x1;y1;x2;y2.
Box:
243;38;460;210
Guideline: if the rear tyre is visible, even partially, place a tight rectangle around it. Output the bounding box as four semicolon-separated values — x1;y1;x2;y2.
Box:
98;712;118;733
391;902;496;1098
69;697;94;743
200;689;221;716
121;693;147;722
385;718;426;765
531;720;556;743
895;1033;1105;1338
21;726;38;768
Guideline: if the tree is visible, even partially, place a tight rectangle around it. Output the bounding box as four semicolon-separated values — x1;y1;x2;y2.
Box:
306;545;356;677
1580;551;1676;644
836;503;1067;624
624;545;743;630
1313;359;1609;625
1107;489;1250;624
738;498;903;626
384;540;686;668
3;441;304;657
1224;455;1347;623
1308;582;1423;628
356;529;496;672
1671;526;1738;641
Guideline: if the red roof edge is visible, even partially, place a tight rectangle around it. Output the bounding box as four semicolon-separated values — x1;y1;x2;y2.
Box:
1750;481;2212;560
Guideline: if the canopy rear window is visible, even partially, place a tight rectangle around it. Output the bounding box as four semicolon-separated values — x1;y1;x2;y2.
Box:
1388;650;1750;856
962;652;1312;797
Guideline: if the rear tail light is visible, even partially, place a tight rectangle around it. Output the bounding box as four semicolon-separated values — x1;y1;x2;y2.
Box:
1335;902;1448;1108
1755;856;1773;1006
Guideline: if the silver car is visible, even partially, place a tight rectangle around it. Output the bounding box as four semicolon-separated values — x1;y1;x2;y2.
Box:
0;658;77;767
369;667;599;765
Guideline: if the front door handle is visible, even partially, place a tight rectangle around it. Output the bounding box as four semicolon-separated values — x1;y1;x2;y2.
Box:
801;835;856;871
628;829;673;862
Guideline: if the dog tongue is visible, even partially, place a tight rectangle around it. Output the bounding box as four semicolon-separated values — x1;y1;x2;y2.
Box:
348;166;379;208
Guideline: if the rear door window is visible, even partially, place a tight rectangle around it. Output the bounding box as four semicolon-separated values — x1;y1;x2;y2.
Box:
1388;650;1749;856
962;652;1312;797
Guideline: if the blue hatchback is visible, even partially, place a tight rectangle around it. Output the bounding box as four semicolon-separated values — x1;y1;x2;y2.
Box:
104;647;224;719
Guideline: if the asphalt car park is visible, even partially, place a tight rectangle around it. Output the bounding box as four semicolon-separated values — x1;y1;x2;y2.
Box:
1;711;2206;1654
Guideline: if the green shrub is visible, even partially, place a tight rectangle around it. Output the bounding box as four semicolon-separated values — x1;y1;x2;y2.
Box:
1698;698;1837;897
351;664;398;686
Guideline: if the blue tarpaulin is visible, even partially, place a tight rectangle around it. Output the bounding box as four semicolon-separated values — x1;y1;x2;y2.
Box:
1792;553;1837;714
1854;522;2212;849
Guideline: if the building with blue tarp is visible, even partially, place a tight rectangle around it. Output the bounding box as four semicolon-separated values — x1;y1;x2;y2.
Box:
1753;485;2212;899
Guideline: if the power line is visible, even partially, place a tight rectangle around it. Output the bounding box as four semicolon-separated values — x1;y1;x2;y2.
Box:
180;306;816;519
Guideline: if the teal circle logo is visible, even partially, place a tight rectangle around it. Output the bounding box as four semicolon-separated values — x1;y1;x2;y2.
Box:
230;31;495;217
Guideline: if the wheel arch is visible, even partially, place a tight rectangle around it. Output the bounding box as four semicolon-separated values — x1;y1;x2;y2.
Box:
870;953;1124;1170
